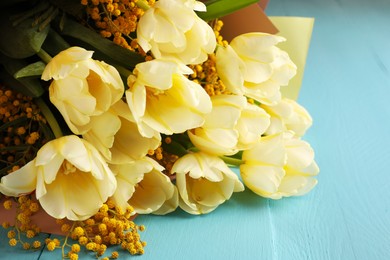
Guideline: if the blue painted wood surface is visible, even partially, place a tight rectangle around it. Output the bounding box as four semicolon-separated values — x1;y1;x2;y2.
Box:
2;0;390;259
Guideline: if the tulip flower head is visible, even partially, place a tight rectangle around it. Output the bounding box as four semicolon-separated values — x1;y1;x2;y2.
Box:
41;47;124;134
240;133;319;199
0;135;117;221
172;152;244;214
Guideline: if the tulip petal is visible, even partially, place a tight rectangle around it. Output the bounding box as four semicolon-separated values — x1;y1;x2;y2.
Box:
278;175;318;197
110;161;150;210
137;0;215;64
153;186;179;215
174;152;243;214
0;160;37;196
129;169;174;214
285;138;315;170
241;164;286;195
136;60;176;90
242;134;286;166
61;136;91;172
82;111;121;161
39;170;109;220
216;46;245;95
230;33;285;61
111;117;160;164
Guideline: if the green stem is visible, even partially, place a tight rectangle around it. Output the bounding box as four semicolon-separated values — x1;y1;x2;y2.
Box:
62;222;76;258
36;48;52;64
187;147;200;153
35;98;63;139
220;156;244;166
136;0;151;10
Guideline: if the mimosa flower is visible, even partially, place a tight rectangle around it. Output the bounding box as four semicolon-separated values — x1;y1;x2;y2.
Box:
41;47;124;134
0;135;117;221
240;133;319;199
262;98;313;137
137;0;216;64
126;59;212;137
216;33;297;105
172;152;244;214
111;157;178;214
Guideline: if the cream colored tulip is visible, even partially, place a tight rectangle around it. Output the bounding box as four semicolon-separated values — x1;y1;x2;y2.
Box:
109;158;151;212
172;152;244;214
215;45;245;95
180;0;207;11
137;0;216;64
111;157;178;214
83;100;161;164
216;33;297;105
41;47;124;134
109;101;161;164
126;59;212;137
0;135;117;220
188;95;270;155
188;94;245;156
235;102;270;150
262;98;313;137
240;133;319;199
82;110;121;161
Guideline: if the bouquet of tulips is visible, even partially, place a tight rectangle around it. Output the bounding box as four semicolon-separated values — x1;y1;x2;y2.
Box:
0;0;319;257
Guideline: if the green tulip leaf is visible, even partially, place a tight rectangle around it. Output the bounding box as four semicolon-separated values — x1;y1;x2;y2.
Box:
42;28;71;56
0;69;45;97
0;53;45;97
198;0;259;21
0;10;50;59
59;16;144;69
0;0;28;8
14;61;46;79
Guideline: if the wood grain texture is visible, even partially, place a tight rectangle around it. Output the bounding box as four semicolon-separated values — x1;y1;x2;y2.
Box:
2;0;390;259
266;0;390;259
0;228;50;260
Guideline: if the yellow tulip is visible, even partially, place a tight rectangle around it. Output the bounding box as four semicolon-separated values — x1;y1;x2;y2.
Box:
172;152;244;214
262;98;313;137
240;133;319;199
188;94;270;155
126;59;212;137
83;100;161;164
188;94;244;155
216;33;297;105
41;47;124;134
137;0;216;64
234;101;271;150
111;157;178;214
0;135;117;220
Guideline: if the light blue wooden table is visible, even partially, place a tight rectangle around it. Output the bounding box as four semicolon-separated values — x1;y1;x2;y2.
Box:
2;0;390;259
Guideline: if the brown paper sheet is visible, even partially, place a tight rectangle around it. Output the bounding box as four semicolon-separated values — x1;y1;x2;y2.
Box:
0;197;66;235
220;3;278;42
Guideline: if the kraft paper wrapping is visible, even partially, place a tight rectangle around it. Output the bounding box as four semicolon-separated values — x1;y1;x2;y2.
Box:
220;3;278;42
270;16;315;100
0;2;314;236
0;196;66;235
